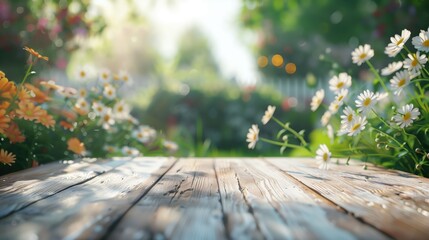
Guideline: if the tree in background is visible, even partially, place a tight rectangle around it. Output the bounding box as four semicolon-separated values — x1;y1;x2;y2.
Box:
0;0;106;80
241;0;429;79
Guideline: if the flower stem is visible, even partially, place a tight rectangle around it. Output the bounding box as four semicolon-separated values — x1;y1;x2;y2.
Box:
272;117;308;147
260;137;311;153
6;62;33;112
366;60;389;93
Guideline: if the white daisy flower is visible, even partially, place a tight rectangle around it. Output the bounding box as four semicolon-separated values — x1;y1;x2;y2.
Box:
355;90;378;115
381;61;403;76
340;106;356;126
329;72;352;93
121;146;140;157
74;98;90;113
347;115;368;136
262;105;276;125
321;111;332;126
92;101;107;116
384;29;411;57
99;68;111;82
133;125;157;144
392;104;420;128
351;44;374;66
390;70;411;96
316;144;331;170
99;108;115;129
163;140;179;153
403;52;428;72
334;89;348;105
113;100;131;120
119;70;133;85
412;27;429;52
328;100;341;114
58;87;78;98
246;124;259;149
76;66;91;82
103;84;116;100
310;89;325;112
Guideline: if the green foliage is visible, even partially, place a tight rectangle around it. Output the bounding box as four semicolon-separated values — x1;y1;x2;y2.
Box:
241;0;429;78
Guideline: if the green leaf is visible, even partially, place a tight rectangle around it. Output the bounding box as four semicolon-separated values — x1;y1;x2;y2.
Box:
398;151;408;158
280;145;287;155
276;129;287;139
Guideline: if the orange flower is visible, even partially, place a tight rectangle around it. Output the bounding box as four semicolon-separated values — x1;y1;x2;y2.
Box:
23;46;48;61
67;137;86;155
61;110;77;121
24;83;50;103
36;110;55;128
4;122;25;143
0;109;10;134
15;101;43;121
0;149;16;166
60;120;75;131
0;72;16;110
17;87;32;101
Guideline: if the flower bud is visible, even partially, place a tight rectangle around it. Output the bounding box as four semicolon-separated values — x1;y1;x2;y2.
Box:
416;163;422;170
415;148;423;154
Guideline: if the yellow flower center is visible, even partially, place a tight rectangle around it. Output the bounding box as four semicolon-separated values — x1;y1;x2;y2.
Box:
396;38;404;46
118;106;123;112
323;153;328;161
347;114;353;122
351;123;361;132
102;73;108;79
403;112;411;121
423;39;429;47
103;115;110;122
363;98;371;106
359;53;367;59
80;71;86;78
81;102;87;107
398;78;406;87
336;82;344;88
411;54;418;67
337;95;344;101
123;76;128;81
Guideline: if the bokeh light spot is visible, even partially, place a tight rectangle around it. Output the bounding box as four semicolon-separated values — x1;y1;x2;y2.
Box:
285;63;296;74
257;56;268;68
271;54;284;67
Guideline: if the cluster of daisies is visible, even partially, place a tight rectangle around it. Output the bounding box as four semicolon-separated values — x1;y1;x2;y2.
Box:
0;47;178;168
247;27;429;170
53;66;178;157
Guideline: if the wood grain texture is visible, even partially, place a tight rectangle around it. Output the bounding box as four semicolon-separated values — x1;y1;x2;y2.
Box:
0;158;126;218
0;157;174;240
107;158;225;240
214;158;263;240
228;158;388;240
266;157;429;239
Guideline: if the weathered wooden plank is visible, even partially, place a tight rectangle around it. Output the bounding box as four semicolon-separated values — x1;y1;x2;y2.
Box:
266;157;429;239
108;158;225;240
214;158;264;239
229;158;388;240
0;157;175;240
0;158;126;218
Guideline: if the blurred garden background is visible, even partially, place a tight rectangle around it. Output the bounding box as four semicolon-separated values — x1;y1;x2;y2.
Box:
1;0;429;174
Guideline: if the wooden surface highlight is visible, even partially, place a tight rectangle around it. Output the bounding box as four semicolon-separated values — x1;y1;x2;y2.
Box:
0;157;428;240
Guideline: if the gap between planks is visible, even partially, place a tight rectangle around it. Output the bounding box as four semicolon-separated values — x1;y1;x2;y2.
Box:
262;157;394;240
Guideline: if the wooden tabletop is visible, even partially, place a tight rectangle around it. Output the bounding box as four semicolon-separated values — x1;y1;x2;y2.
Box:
0;157;428;240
